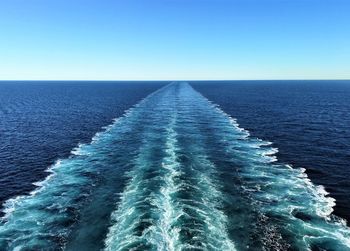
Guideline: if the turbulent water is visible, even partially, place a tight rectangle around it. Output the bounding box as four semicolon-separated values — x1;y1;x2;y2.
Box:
0;82;349;250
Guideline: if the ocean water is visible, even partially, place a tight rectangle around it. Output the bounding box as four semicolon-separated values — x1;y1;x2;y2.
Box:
0;81;349;250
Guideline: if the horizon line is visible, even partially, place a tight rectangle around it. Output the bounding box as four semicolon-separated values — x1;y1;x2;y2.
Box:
0;79;349;82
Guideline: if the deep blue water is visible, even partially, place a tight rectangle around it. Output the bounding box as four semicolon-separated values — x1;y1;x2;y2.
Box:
0;81;349;250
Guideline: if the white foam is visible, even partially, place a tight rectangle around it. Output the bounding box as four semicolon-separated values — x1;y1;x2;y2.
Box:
286;164;293;169
70;143;85;155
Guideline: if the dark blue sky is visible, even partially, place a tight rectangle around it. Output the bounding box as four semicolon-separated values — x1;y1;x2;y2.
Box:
0;0;349;80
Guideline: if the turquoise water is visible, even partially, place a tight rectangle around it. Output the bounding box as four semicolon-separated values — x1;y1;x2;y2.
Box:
0;82;349;250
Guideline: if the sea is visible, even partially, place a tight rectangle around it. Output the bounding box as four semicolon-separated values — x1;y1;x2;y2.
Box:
0;80;349;250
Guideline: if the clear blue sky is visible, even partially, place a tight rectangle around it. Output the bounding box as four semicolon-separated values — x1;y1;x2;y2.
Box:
0;0;349;80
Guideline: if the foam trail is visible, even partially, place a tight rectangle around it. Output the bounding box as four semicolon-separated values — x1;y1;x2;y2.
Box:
154;116;182;250
104;84;235;250
170;84;236;250
104;116;182;250
103;94;180;250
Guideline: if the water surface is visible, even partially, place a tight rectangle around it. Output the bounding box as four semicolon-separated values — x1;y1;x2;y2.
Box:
1;82;349;250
